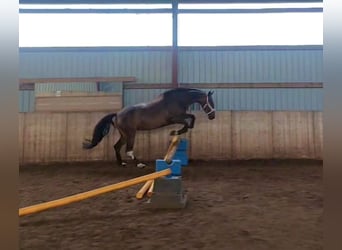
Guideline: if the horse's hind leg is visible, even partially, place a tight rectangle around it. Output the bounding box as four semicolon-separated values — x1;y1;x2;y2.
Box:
114;135;127;167
125;131;147;168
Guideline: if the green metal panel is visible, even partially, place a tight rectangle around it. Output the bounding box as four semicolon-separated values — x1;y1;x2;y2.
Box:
178;46;323;83
20;48;172;84
35;82;97;94
124;88;322;111
19;90;35;112
19;46;322;111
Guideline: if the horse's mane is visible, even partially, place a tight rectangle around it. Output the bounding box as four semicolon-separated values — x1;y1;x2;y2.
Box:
162;88;205;98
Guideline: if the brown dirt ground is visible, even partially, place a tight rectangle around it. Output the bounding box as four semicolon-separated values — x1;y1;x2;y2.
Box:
19;160;322;250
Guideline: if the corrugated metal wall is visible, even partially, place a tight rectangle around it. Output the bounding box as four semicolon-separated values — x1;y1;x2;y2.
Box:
211;88;322;111
98;82;123;93
178;46;323;83
19;91;35;112
124;88;322;111
20;46;322;84
20;48;172;84
35;82;97;94
19;46;323;112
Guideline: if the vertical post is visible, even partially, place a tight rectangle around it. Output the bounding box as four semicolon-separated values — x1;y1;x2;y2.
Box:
172;0;179;88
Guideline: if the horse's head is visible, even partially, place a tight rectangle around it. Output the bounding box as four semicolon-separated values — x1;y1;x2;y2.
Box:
166;88;216;120
199;90;216;120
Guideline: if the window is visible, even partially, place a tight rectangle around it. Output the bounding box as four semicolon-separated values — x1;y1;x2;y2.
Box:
19;3;323;47
19;13;172;47
19;4;172;47
178;12;323;46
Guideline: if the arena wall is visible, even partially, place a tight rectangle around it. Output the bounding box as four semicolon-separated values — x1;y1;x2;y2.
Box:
19;111;322;165
18;46;323;163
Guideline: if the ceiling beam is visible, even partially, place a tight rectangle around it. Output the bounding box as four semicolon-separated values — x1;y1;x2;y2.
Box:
180;7;322;13
19;7;322;14
19;8;172;13
19;0;323;4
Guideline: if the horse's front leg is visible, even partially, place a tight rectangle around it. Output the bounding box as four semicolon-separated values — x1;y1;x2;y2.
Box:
125;130;147;168
187;113;196;128
169;114;196;135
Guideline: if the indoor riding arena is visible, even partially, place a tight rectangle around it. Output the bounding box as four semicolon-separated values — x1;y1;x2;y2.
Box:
19;1;323;250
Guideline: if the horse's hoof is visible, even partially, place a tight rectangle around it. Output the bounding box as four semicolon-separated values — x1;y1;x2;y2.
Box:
121;162;128;167
170;130;178;136
137;163;146;168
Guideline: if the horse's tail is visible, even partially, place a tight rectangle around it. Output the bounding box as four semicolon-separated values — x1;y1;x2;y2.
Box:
82;113;116;149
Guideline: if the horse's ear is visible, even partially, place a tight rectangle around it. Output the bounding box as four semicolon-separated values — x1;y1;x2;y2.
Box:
208;90;214;96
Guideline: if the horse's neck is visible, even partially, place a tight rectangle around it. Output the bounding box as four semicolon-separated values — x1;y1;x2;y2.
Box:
145;95;164;106
189;92;205;106
161;89;204;107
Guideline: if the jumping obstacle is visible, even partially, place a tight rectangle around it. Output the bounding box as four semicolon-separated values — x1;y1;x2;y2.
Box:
163;135;189;166
164;135;181;164
146;135;189;208
147;179;154;197
136;135;188;199
136;180;153;199
19;135;189;216
19;169;172;217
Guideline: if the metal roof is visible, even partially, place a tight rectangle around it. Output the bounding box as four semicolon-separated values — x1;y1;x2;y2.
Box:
19;0;323;4
20;0;323;13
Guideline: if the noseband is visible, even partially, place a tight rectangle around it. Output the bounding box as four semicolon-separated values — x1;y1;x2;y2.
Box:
202;95;215;115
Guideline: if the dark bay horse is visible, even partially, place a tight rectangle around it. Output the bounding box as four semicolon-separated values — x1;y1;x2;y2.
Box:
82;88;215;168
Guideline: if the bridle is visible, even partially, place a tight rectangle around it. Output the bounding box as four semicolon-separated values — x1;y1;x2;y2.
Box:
202;95;215;115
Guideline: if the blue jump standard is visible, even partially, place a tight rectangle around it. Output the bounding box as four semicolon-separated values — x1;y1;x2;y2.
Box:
148;159;188;209
155;138;189;176
156;159;182;178
172;139;189;166
147;138;189;208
